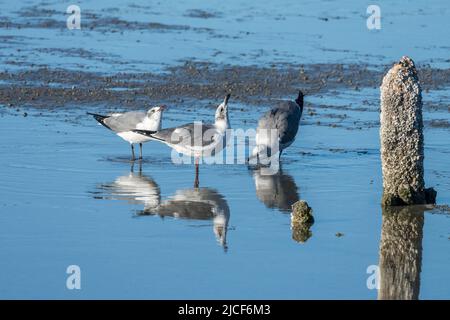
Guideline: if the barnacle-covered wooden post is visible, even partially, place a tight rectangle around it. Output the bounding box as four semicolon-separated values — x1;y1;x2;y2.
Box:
380;56;436;206
291;200;314;243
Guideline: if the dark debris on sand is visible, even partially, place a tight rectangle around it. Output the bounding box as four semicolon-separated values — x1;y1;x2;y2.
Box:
0;61;449;111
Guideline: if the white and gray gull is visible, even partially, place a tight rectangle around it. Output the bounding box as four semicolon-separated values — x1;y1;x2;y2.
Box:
87;105;166;161
250;90;304;163
133;94;231;187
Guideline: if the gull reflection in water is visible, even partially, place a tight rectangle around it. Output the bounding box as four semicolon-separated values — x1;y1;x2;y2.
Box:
94;163;160;212
251;167;299;212
93;163;230;251
378;205;427;300
139;188;230;251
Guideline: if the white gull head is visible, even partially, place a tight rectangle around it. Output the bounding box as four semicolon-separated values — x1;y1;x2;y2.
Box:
144;105;166;131
214;94;230;132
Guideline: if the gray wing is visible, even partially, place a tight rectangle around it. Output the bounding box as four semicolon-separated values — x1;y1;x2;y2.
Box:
258;101;302;146
103;111;146;133
152;122;220;148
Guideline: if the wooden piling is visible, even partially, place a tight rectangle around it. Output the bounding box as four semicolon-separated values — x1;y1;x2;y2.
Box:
380;56;436;206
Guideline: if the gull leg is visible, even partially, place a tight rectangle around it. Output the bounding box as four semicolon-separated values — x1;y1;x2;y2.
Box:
139;143;143;160
194;157;200;188
130;144;135;161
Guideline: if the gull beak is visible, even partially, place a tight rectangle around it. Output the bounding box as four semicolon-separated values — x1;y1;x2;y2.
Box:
224;94;231;106
158;105;167;111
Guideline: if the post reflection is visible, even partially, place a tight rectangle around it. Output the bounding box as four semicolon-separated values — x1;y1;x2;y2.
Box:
378;205;426;300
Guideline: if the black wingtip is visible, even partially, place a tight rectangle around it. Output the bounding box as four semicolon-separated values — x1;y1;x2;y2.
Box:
87;112;104;117
133;129;157;137
87;112;112;130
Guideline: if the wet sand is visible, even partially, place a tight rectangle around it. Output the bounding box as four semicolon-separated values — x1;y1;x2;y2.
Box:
1;62;449;112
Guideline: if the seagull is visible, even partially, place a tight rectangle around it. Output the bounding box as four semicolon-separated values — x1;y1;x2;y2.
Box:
249;90;304;164
134;94;231;187
87;105;166;161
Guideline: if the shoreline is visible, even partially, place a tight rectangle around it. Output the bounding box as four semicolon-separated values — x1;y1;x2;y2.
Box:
1;61;450;110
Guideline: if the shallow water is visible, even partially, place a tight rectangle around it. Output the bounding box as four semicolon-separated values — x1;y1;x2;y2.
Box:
0;0;449;299
0;100;449;299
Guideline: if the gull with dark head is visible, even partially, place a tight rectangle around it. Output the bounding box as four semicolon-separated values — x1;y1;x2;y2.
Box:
250;90;304;164
88;105;166;161
134;94;231;187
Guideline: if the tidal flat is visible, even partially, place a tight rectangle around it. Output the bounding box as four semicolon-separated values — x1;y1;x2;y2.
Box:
0;0;449;299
